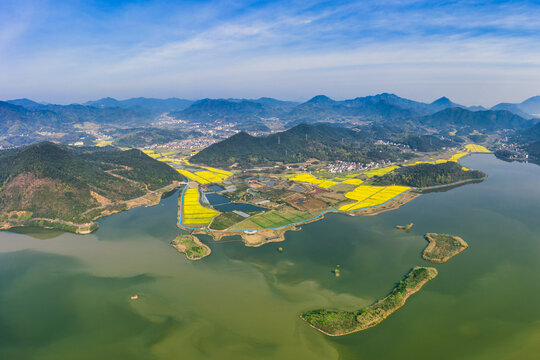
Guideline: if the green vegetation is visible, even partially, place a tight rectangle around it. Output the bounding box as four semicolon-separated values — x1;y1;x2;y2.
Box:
191;124;407;167
0;142;181;230
373;162;485;188
234;207;316;230
171;234;211;260
111;127;202;147
423;233;468;263
419;107;530;132
301;266;438;336
209;212;245;230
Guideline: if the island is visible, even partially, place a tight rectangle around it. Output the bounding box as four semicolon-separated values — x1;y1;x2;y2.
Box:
171;234;211;260
422;233;468;263
396;222;414;230
301;266;438;336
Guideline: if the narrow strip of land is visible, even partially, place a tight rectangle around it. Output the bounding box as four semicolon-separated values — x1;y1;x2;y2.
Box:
301;266;438;336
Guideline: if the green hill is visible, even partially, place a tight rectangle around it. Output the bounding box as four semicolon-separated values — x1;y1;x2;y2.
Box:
111;127;202;147
190;123;406;167
419;108;530;132
0;142;181;232
372;162;485;188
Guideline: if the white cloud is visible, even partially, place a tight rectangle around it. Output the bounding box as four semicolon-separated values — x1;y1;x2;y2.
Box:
1;0;540;105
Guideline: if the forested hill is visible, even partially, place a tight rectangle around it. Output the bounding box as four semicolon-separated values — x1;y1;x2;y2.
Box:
0;142;181;226
510;122;540;160
190;123;405;167
419;108;531;131
372;162;485;188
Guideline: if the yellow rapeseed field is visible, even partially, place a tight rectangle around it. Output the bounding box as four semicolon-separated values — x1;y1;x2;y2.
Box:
404;159;448;166
289;173;322;184
200;166;233;177
176;169;211;184
171;161;232;184
290;173;338;188
363;165;400;177
182;187;218;225
318;180;339;188
339;185;411;211
465;144;491;153
449;152;469;162
195;170;230;183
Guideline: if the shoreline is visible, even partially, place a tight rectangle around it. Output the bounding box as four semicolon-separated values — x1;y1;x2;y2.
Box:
178;190;421;247
178;171;487;238
0;181;182;235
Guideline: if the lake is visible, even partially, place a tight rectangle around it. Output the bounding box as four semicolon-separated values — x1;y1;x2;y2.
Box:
1;154;540;359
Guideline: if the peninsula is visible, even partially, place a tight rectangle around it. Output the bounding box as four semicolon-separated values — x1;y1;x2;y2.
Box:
301;266;438;336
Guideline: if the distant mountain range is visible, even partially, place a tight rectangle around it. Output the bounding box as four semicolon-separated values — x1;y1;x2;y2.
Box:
169;93;467;129
418;107;531;131
2;94;539;148
167;93;539;130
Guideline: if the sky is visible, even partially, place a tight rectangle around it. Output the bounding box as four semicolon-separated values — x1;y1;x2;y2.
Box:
1;0;540;106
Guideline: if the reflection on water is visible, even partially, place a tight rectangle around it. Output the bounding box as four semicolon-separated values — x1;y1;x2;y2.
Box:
7;226;65;240
1;155;540;359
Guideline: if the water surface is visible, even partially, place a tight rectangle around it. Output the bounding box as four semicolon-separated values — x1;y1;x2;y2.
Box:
1;154;540;359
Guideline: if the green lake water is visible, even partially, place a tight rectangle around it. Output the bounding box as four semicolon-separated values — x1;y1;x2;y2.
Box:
1;154;540;359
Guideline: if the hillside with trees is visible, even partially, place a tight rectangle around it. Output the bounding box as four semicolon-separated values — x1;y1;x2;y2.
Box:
0;142;181;231
372;162;485;188
190;123;408;167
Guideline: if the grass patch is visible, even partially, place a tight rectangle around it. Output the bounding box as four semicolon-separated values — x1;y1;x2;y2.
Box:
210;212;245;230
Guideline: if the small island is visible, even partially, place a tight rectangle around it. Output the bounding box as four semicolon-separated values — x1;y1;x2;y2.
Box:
301;266;438;336
396;222;414;231
423;233;468;263
171;234;211;260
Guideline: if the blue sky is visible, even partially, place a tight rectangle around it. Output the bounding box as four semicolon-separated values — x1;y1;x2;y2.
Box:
1;0;540;106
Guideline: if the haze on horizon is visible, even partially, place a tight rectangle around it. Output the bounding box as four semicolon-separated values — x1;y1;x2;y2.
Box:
1;0;540;107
